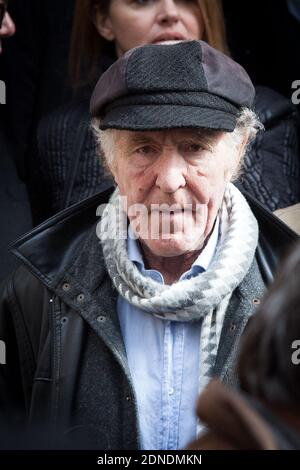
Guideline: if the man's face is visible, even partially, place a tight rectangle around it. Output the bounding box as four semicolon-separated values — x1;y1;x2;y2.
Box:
0;1;15;54
110;128;243;258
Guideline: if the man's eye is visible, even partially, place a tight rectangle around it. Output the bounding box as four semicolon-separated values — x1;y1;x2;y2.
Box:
136;146;156;155
182;143;203;153
132;0;154;5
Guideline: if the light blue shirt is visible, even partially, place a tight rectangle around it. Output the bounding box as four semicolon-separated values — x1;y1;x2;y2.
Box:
117;220;219;450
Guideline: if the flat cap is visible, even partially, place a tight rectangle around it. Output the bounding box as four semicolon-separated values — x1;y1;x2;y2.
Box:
90;40;255;132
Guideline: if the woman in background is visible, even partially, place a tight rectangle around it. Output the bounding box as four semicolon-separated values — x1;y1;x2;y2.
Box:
36;0;300;220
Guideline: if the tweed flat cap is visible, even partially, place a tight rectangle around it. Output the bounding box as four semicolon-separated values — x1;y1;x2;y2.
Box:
90;40;255;132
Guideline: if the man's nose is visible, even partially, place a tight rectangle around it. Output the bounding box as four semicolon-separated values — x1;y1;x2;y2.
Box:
0;12;16;38
157;0;180;26
155;151;186;194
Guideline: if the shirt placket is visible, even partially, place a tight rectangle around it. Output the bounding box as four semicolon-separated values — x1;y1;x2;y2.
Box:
160;321;185;450
160;320;172;449
171;322;185;450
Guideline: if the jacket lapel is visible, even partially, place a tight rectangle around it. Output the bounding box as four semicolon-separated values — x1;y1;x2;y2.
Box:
51;226;132;380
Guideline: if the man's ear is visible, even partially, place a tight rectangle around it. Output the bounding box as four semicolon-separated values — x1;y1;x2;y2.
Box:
93;8;115;41
237;132;249;163
225;131;249;183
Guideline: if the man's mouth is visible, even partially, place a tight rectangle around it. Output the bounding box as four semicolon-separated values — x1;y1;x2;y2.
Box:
150;208;193;216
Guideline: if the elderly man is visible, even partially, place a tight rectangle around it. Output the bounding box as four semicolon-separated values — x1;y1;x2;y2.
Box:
0;41;297;450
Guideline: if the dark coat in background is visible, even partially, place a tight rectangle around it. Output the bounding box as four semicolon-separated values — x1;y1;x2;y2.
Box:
1;0;74;176
236;86;300;211
223;0;300;99
0;129;32;283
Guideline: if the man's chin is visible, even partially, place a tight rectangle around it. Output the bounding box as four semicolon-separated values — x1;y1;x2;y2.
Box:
142;234;205;258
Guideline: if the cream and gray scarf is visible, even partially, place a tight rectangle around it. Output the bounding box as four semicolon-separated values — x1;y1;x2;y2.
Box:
98;183;258;431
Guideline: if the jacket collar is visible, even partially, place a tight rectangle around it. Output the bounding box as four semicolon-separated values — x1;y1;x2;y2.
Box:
10;186;115;291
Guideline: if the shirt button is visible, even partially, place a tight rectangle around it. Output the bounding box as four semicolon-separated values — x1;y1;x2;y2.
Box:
168;388;174;396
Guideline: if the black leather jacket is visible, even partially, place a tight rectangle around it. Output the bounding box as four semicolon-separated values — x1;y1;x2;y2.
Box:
0;187;298;449
35;86;300;223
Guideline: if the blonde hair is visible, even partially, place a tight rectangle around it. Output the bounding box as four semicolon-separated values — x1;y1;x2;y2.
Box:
199;0;229;55
69;0;229;89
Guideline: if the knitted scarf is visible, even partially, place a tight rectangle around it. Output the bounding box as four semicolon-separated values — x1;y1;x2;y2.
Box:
98;183;258;432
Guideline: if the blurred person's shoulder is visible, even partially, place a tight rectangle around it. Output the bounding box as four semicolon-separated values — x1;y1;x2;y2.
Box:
274;203;300;235
186;380;300;450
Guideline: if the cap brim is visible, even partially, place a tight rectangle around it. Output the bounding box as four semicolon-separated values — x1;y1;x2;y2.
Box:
99;105;237;132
